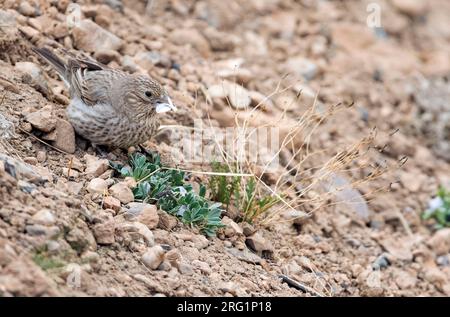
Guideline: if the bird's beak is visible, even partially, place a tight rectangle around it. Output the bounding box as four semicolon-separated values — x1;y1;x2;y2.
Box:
156;96;177;113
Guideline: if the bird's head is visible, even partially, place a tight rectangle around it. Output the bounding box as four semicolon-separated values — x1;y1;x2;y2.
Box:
126;76;177;117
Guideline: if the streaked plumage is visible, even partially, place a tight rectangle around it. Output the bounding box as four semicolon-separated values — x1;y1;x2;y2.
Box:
33;47;176;149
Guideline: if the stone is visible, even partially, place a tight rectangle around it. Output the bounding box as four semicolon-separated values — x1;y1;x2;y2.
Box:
103;196;121;213
394;270;417;290
193;235;209;249
218;281;239;295
423;267;447;290
25;105;56;133
93;220;115;245
427;229;450;256
109;182;134;204
379;237;413;262
53;119;76;154
15;62;51;98
81;251;100;263
72;19;123;53
241;223;256;237
245;232;273;257
18;1;38;17
136;204;159;230
158;211;178;230
226;247;262;264
284;57;318;81
142;245;165;270
249;91;274;110
124;177;137;188
165;249;182;267
86;178;108;194
178;261;194;275
65;226;97;252
192;260;211;275
391;0;428;17
117;222;155;246
84;154;109;177
94;49;121;64
221;216;243;237
263;11;297;40
169;29;210;57
31;209;56;226
226;83;251;109
26;224;60;237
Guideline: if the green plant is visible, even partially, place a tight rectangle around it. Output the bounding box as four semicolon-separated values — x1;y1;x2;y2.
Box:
208;161;241;211
208;162;280;223
111;153;224;237
423;186;450;228
32;253;66;271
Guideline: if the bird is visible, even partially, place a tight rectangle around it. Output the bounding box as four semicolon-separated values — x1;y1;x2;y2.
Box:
32;47;176;150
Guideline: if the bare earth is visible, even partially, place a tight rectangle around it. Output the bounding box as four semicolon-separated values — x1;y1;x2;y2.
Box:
0;0;450;297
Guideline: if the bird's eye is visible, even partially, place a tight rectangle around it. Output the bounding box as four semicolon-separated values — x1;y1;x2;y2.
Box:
145;91;152;98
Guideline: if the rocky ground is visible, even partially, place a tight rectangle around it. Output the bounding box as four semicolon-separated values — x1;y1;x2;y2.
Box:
1;0;450;297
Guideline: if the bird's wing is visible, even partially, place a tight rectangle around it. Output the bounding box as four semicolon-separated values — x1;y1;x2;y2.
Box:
68;58;120;107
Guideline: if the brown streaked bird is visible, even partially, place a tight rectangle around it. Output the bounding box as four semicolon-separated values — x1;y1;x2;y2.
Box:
33;47;176;149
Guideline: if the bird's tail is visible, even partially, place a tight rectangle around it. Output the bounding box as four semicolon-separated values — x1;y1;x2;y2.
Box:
32;47;69;84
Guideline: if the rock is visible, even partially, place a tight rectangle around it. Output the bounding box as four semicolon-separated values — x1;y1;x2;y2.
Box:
142;245;165;270
427;229;450;256
23;157;38;165
103;196;121;213
400;171;424;193
86;178;108;194
165;248;181;267
423;267;447;290
117;222;155;246
136;204;159;230
18;1;39;17
284;57;318;81
263;11;297;39
192;260;211;275
193;235;209;249
218;281;239;295
178;261;194;275
322;173;371;223
245;232;273;257
124;177;137;188
25;105;56;133
249;91;274;110
93;220;115;245
202;27;237;51
65;225;97;252
221;216;243;237
94;49;121;64
158;211;178;230
84;154;109;177
81;251;100;263
226;247;262;264
394;270;417;290
226;83;251;109
15;62;51;98
46;240;60;253
109;182;134;204
379;237;413;262
391;0;428;17
31;209;56;226
169;29;210;57
52;119;76;153
372;253;390;270
72;19;123;53
26;224;60;237
241;223;256;237
133;51;171;69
